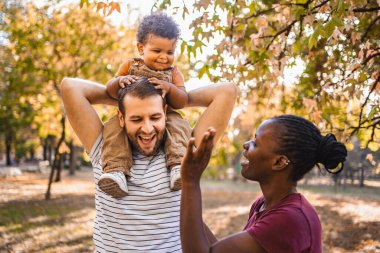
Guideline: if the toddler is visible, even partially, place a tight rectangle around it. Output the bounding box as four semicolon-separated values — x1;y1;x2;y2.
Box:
98;13;191;198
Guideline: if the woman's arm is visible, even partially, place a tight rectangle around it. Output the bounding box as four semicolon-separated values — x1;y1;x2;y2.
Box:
180;129;266;253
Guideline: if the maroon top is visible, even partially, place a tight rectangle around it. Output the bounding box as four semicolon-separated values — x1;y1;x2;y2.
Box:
244;193;322;253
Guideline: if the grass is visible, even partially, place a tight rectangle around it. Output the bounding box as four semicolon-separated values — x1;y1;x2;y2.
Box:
201;178;380;200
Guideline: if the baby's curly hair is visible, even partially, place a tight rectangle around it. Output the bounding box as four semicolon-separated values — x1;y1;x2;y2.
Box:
137;13;180;44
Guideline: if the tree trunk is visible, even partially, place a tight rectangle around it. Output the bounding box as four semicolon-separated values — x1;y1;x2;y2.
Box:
69;141;76;175
43;137;48;161
46;115;66;200
29;146;35;160
360;168;365;187
48;135;56;165
5;133;12;166
55;154;63;182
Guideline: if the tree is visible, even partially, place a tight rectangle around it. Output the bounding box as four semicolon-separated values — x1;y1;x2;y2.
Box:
154;0;379;149
0;1;136;198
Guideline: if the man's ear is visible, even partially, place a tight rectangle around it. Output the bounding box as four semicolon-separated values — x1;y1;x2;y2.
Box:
117;110;125;128
164;104;168;120
137;42;144;56
272;155;290;171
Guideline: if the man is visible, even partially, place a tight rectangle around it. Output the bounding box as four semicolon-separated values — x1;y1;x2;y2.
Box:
60;77;237;252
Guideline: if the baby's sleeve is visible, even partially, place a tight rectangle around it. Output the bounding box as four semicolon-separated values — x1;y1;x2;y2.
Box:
115;59;134;77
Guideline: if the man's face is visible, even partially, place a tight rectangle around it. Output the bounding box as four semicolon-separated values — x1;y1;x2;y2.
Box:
118;95;166;156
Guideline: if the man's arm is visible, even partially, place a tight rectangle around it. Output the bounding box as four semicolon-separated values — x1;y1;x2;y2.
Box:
60;78;116;152
187;83;238;147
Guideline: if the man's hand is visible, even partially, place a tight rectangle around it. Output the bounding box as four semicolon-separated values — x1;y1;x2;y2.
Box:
181;127;216;183
118;75;139;88
148;77;172;98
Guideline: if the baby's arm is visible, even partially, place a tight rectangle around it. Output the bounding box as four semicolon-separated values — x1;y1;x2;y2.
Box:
149;67;188;109
106;60;138;99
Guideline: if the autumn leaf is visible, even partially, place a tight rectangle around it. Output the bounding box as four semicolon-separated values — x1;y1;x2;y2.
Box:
96;2;106;12
109;2;121;15
256;16;268;29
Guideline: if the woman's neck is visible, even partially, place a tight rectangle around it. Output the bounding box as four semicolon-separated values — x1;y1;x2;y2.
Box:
259;180;297;210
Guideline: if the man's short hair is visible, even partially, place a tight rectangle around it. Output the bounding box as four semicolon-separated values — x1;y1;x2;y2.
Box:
137;13;180;44
118;77;166;116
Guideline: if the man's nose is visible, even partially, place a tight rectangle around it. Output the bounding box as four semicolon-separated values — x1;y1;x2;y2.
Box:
141;120;154;133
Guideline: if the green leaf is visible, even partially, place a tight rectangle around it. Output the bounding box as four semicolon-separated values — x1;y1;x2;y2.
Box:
337;0;344;14
79;0;89;8
323;17;344;38
308;25;321;49
199;65;207;78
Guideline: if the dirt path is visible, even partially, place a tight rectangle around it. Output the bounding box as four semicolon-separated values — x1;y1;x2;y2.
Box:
0;170;379;252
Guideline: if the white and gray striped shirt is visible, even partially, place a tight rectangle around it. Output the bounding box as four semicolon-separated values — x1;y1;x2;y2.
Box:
89;134;182;253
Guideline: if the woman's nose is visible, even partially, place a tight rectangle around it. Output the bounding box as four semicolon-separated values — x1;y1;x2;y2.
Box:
243;141;250;150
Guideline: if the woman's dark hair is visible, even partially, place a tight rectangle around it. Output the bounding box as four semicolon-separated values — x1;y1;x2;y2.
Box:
137;13;180;44
118;77;166;116
271;115;347;181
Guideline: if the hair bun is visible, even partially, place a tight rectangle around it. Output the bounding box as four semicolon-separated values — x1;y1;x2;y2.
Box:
316;133;347;174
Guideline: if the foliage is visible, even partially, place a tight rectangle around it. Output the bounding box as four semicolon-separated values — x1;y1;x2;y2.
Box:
153;0;379;150
0;1;133;164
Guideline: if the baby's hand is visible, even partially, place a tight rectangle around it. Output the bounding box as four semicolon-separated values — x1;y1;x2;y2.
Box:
148;77;172;98
118;75;139;88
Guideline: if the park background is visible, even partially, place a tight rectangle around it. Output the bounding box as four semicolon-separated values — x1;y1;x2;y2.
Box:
0;0;379;252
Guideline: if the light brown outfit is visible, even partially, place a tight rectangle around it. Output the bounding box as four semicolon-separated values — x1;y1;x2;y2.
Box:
102;58;191;176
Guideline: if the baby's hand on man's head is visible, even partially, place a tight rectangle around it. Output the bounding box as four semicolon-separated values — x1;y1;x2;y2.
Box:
148;77;172;98
118;75;139;88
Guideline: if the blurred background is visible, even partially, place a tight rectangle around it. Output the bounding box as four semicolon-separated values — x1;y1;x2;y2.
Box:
0;0;379;252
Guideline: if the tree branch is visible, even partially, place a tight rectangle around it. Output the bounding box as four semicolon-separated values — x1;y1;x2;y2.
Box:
351;75;380;137
265;19;298;50
353;7;380;13
361;16;380;43
311;0;330;11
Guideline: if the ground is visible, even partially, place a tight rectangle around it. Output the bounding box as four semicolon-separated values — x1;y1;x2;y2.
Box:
0;169;379;253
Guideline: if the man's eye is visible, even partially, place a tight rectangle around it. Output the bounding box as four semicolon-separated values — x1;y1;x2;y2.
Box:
153;50;160;53
152;117;161;121
167;52;174;55
131;119;141;122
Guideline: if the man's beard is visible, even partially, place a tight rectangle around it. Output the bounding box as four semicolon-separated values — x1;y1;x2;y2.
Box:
125;126;165;156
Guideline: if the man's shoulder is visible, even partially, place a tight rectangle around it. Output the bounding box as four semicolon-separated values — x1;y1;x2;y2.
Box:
88;133;103;163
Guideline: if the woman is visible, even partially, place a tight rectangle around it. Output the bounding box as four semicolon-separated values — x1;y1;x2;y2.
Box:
180;115;347;253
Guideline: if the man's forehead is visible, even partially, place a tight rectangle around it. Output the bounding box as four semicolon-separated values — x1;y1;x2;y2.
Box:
123;95;165;116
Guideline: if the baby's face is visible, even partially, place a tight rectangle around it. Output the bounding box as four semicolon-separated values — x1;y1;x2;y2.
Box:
137;34;177;71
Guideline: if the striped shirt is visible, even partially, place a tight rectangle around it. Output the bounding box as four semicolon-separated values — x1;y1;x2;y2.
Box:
89;134;182;253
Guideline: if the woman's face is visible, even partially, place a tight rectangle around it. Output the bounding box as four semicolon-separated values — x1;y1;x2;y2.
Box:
241;120;280;181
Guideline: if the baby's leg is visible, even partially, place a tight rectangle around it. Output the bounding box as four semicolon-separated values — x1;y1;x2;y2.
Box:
99;115;132;198
165;108;192;190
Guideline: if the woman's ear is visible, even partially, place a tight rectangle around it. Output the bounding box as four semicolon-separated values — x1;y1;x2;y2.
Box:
272;155;291;171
